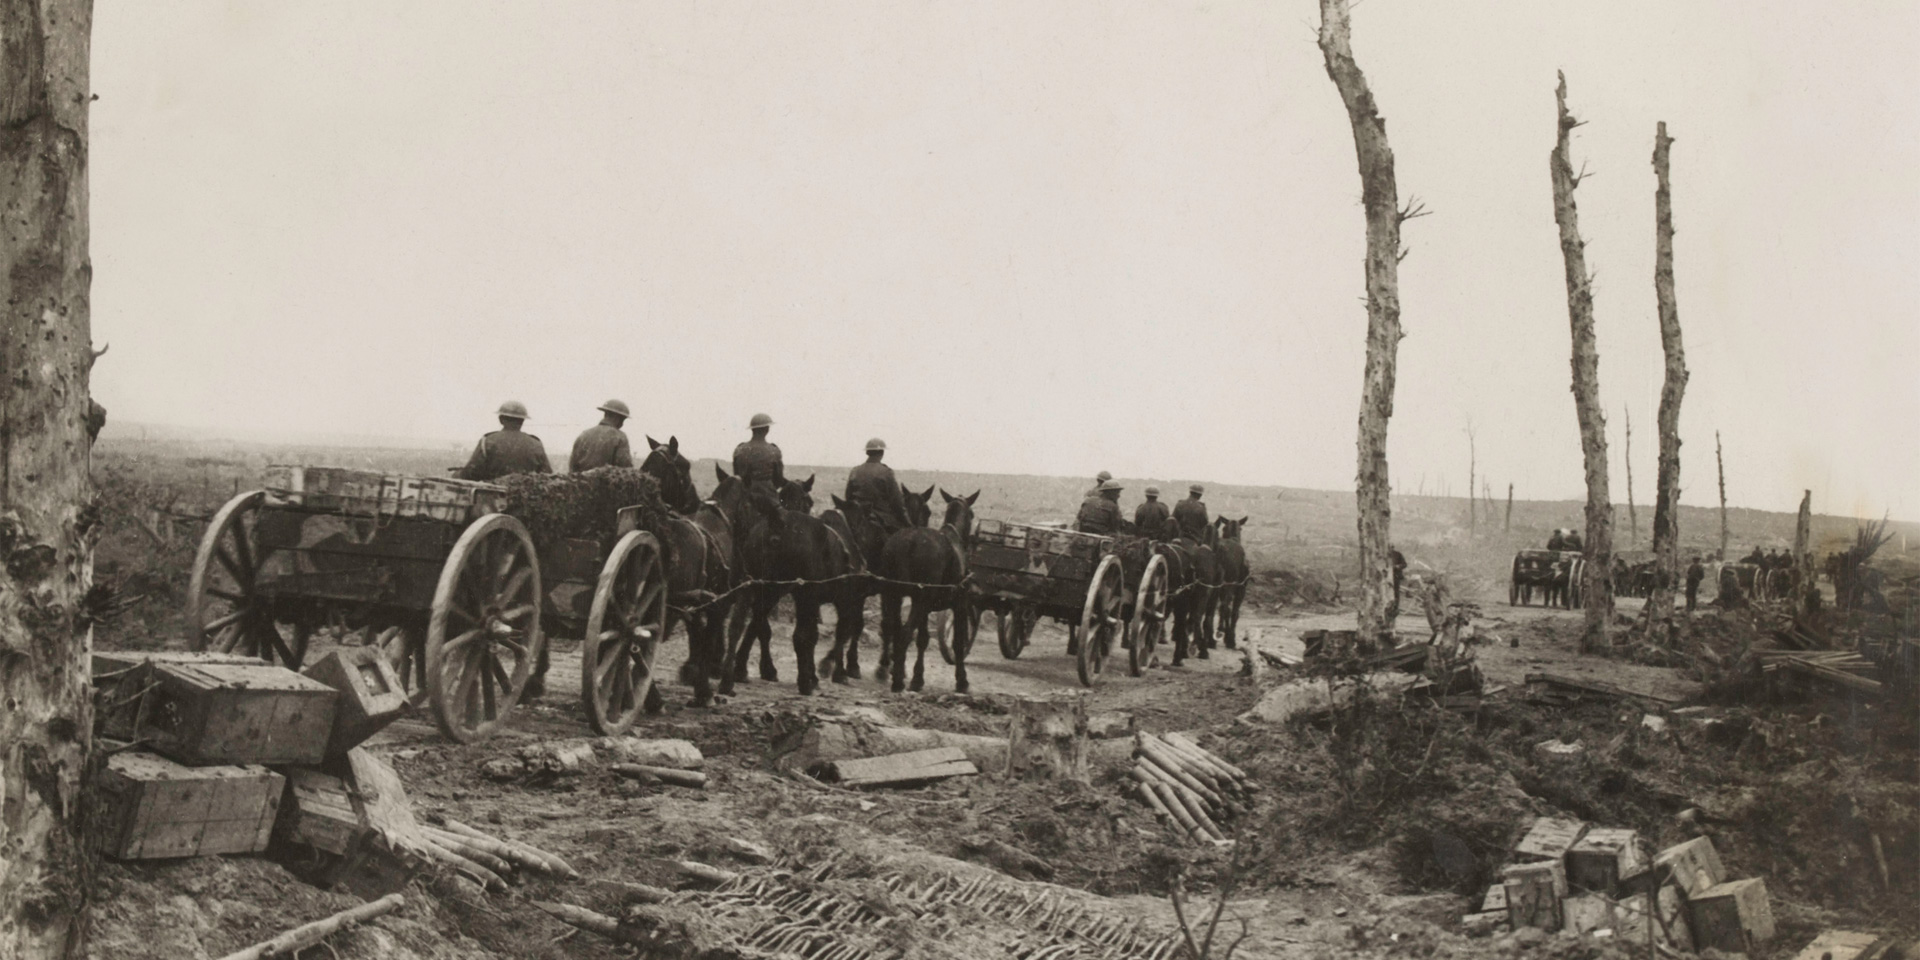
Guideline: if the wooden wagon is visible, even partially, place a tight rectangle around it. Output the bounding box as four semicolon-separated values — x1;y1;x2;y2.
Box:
956;519;1172;687
185;466;668;742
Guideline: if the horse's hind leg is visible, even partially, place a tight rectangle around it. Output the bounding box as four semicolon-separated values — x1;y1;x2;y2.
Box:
793;591;821;696
757;592;780;682
1170;599;1190;666
840;593;865;682
882;592;907;693
908;607;931;693
688;613;716;707
951;600;971;695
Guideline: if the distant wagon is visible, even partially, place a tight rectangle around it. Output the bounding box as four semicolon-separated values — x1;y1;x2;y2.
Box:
186;466;667;742
1510;549;1586;609
950;519;1172;687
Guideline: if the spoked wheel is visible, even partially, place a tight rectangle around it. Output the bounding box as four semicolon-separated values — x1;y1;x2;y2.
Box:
934;605;983;666
997;605;1035;659
188;490;309;669
583;531;667;736
375;626;428;705
1129;555;1169;677
1077;556;1126;688
426;513;544;743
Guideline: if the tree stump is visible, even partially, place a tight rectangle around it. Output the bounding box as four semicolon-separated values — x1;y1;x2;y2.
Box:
1006;695;1089;783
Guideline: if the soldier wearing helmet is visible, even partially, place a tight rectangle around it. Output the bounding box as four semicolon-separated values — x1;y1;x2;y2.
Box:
1133;485;1171;540
457;400;552;482
1173;483;1210;542
569;399;635;473
845;438;911;536
1085;470;1113;498
1076;479;1131;536
731;412;785;496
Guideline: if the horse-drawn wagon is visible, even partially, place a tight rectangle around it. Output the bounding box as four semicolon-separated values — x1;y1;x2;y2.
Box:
186;466;669;742
1509;549;1585;608
961;520;1171;686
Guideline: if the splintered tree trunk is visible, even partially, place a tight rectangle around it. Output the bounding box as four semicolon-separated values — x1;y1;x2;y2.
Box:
1006;695;1088;783
1467;425;1477;539
1624;409;1637;546
1549;73;1614;651
0;1;98;955
1794;490;1812;589
1644;122;1689;633
1506;483;1513;532
1716;431;1728;557
1318;0;1409;641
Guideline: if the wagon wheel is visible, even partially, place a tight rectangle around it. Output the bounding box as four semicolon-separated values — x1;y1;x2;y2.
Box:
375;626;429;705
188;490;310;669
933;603;983;666
425;513;544;743
583;531;667;736
996;604;1035;659
1129;555;1170;677
1509;557;1521;606
1076;556;1126;688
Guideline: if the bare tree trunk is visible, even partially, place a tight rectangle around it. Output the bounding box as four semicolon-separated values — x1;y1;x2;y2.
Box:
1549;73;1614;651
1624;408;1637;547
1715;431;1728;558
0;1;97;955
1318;0;1414;642
1793;489;1812;591
1644;121;1689;636
1467;423;1477;539
1505;483;1513;532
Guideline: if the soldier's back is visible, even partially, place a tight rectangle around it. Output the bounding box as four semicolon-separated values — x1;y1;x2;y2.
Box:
570;424;631;472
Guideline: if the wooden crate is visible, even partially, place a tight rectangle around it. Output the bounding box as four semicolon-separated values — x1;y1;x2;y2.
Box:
1792;930;1885;960
134;661;337;766
276;767;364;856
1689;878;1774;954
264;465;504;522
1652;836;1726;897
93;651;265;740
1504;860;1565;931
93;751;283;859
302;648;409;757
1514;816;1588;862
1567;827;1645;893
272;766;422;899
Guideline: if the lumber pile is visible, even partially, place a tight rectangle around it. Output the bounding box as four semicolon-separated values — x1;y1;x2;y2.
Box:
1760;649;1884;695
1125;732;1252;845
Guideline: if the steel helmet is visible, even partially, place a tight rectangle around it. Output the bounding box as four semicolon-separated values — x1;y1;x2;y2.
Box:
1100;479;1124;492
1095;470;1113;483
1145;486;1161;497
598;399;631;418
1189;483;1205;495
497;400;529;420
749;413;774;429
865;438;887;453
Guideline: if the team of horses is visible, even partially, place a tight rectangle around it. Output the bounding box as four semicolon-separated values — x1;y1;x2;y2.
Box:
629;436;1249;710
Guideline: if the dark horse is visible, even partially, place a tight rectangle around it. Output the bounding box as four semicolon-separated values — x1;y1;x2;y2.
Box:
1212;516;1249;650
639;435;702;515
729;479;866;696
1167;531;1219;664
724;474;817;689
645;466;753;709
880;489;977;693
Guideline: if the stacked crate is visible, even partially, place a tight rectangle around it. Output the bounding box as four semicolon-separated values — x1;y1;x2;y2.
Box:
262;465;505;523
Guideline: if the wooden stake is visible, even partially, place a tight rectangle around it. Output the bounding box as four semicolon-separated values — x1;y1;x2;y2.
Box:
610;763;708;789
1136;742;1223;808
216;893;405;960
1149;781;1202;838
1164;732;1250;783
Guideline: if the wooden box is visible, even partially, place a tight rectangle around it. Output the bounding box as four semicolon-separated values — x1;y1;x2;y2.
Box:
264;465;503;522
1514;816;1588;862
272;766;421;899
1481;883;1508;913
276;767;364;855
93;651;264;740
1688;878;1774;954
1653;836;1726;897
1792;930;1885;960
1504;860;1566;931
134;662;337;766
303;648;409;756
1567;827;1645;893
93;751;283;859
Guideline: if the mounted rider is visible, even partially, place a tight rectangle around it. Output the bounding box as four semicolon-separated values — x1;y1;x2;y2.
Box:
457;400;552;482
845;438;911;535
1086;470;1113;498
732;412;786;499
1133;485;1171;539
568;399;635;472
1173;484;1210;542
1076;479;1131;535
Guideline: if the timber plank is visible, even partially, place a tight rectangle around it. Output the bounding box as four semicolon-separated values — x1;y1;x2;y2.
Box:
824;747;979;788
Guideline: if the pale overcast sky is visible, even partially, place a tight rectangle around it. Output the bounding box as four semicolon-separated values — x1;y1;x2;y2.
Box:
90;1;1918;518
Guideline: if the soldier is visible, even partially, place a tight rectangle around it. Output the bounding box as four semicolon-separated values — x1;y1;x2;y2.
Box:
457;400;552;482
1562;529;1584;552
86;398;107;444
568;399;634;472
1173;484;1210;542
1076;479;1128;535
1086;470;1113;498
1685;556;1706;612
1388;546;1408;619
845;438;910;534
731;412;785;496
1547;528;1567;551
1133;485;1171;539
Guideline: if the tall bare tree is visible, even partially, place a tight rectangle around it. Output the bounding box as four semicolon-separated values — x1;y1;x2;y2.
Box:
1466;421;1477;538
1715;430;1728;557
1505;483;1513;533
1549;73;1614;651
1623;408;1637;546
0;0;98;955
1793;489;1812;591
1644;121;1689;633
1318;0;1421;641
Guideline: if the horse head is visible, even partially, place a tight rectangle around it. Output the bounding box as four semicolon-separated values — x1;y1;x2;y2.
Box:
1215;516;1247;542
903;484;935;527
939;488;980;547
705;467;754;533
780;474;816;514
641;435;700;515
830;494;885;569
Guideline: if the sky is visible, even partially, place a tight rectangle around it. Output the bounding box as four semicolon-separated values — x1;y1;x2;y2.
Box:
89;1;1919;519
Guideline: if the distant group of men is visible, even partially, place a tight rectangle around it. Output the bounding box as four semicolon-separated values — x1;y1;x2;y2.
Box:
452;401;913;534
1073;471;1212;541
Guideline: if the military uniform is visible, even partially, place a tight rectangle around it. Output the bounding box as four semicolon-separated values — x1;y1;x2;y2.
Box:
1076;494;1126;535
1133;499;1170;539
732;437;785;492
1685;560;1705;612
846;460;910;532
569;424;633;472
1173;497;1210;542
459;428;552;482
